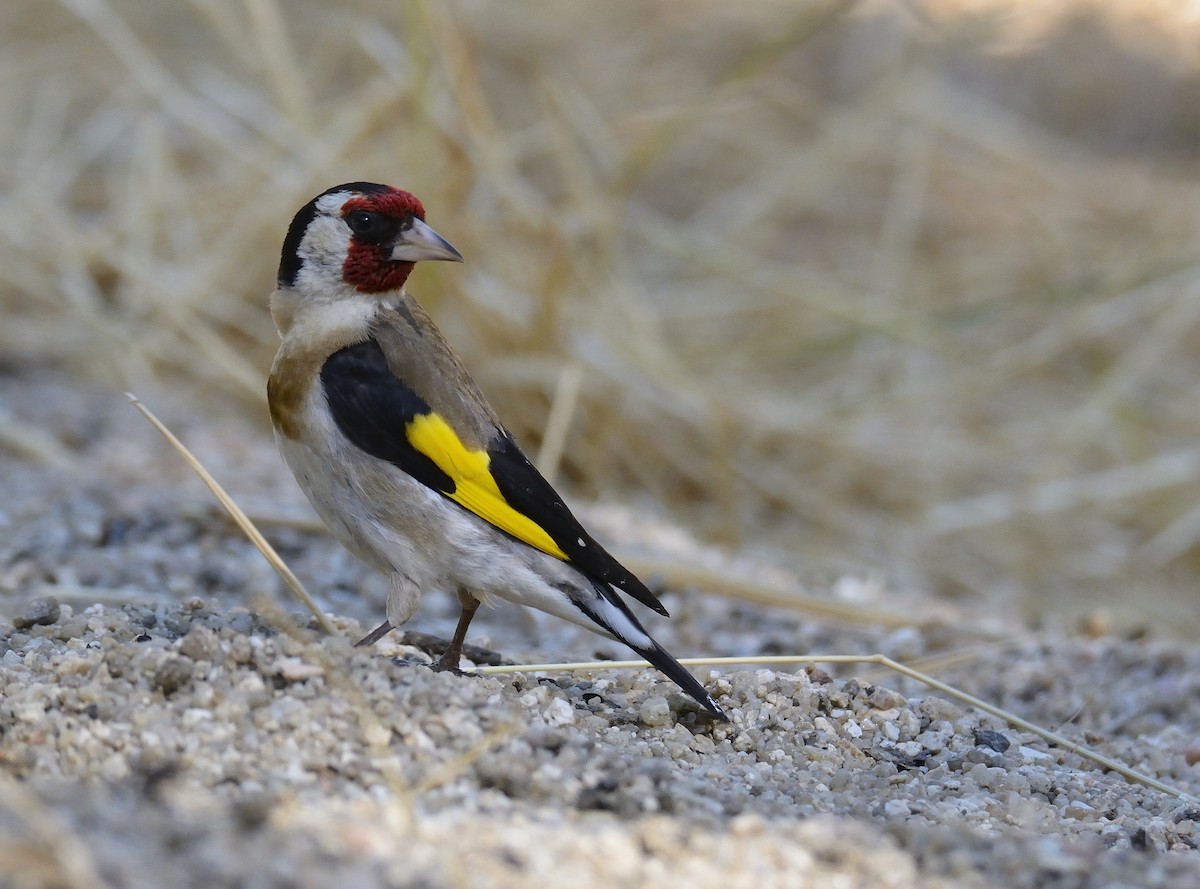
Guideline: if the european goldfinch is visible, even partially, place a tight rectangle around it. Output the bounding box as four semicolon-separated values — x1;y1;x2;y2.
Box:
267;182;724;718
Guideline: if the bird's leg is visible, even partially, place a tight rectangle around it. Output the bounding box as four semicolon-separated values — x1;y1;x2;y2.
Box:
354;620;394;648
434;593;480;673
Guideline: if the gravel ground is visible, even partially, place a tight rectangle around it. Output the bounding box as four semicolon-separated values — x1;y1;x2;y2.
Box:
1;378;1199;888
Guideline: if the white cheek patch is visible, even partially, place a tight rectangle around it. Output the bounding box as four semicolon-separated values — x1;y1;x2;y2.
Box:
296;215;353;293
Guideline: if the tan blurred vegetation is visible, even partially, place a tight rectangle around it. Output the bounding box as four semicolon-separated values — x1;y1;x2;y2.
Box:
4;0;1200;634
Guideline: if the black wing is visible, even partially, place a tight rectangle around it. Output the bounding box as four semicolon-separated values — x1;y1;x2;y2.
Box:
320;339;455;494
321;339;669;617
487;431;668;616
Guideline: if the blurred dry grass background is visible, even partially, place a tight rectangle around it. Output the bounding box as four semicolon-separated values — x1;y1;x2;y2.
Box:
4;0;1200;635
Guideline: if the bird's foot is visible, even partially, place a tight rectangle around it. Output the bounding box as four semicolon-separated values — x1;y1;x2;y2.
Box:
432;648;464;674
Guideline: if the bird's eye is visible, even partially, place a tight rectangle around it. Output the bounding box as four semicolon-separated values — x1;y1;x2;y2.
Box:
346;211;385;238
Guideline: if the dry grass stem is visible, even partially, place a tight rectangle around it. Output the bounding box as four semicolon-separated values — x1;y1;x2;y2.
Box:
126;393;337;636
0;407;76;469
535;361;584;485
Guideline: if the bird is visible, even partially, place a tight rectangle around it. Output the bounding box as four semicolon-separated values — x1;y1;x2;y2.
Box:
266;182;725;719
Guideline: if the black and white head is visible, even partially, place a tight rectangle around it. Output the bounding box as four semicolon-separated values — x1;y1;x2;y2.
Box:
278;182;463;296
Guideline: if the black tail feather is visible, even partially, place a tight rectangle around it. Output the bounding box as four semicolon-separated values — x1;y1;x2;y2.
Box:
637;639;727;720
579;580;727;720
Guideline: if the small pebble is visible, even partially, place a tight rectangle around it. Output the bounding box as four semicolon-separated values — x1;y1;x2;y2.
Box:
883;799;911;818
639;696;672;727
276;657;325;682
179;625;221;661
544;697;575;727
152;657;192;697
973;729;1011;753
12;597;61;629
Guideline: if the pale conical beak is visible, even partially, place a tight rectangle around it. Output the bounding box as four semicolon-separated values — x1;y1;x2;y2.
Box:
390;217;464;263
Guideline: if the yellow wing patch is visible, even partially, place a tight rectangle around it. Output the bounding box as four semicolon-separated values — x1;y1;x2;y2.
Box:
406;413;568;560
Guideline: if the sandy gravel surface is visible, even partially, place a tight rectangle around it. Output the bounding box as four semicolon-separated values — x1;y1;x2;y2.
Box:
1;380;1199;888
